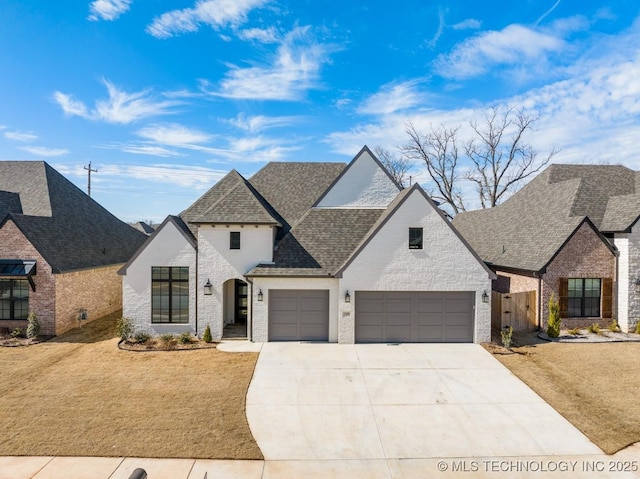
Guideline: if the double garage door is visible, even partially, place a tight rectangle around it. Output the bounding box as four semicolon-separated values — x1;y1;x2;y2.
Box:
267;289;474;343
355;291;474;343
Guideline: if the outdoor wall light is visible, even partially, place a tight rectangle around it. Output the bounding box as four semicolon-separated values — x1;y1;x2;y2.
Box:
204;279;213;296
257;289;263;301
345;291;351;303
635;279;640;294
482;290;489;303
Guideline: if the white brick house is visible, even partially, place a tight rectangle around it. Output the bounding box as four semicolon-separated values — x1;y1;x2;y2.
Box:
119;146;495;343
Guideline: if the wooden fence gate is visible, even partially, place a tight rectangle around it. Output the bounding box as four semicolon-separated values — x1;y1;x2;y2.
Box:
491;291;537;331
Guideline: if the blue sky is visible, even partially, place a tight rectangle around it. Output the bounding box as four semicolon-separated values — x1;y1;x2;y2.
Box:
1;0;639;222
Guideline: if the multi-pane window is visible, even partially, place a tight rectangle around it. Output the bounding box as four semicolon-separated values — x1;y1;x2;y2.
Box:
151;267;189;324
0;279;29;320
230;231;241;250
568;278;601;317
409;227;423;249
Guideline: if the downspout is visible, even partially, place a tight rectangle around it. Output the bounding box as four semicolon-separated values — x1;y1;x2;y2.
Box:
536;272;542;330
245;276;254;342
195;241;199;336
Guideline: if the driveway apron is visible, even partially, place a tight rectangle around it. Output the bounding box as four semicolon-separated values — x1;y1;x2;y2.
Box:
246;343;602;461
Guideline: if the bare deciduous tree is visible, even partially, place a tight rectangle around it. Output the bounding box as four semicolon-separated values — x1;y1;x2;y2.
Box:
402;122;466;214
373;145;413;188
402;106;556;214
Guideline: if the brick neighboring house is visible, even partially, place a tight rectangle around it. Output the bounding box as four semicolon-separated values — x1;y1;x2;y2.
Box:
0;161;146;336
453;165;619;331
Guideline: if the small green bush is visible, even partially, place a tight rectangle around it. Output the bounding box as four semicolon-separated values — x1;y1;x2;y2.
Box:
500;326;513;349
11;327;23;338
159;333;176;350
178;331;193;344
203;324;213;343
26;311;40;339
116;317;134;340
134;331;151;343
636;321;640;335
588;322;601;335
568;327;581;336
547;293;561;338
608;320;621;333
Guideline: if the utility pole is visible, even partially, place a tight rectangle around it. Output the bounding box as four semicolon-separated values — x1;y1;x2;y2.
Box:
84;162;98;197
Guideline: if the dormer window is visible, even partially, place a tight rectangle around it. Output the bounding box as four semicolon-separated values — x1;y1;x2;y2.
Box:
409;227;423;249
230;231;241;250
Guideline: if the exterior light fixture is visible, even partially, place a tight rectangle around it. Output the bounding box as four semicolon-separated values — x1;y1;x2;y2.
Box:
482;290;489;303
257;289;263;301
635;279;640;294
345;291;351;303
204;279;213;296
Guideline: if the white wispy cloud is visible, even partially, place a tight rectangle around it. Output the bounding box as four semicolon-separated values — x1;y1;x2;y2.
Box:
237;27;280;43
452;19;481;30
358;81;424;115
19;146;69;157
535;0;562;26
146;0;268;38
136;123;213;146
211;26;336;100
96;143;184;157
53;80;181;124
434;24;566;79
327;19;640;174
426;9;446;48
4;130;38;142
227;113;298;132
88;0;132;21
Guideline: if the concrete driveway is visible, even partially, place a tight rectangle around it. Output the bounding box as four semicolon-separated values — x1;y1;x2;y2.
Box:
246;342;626;477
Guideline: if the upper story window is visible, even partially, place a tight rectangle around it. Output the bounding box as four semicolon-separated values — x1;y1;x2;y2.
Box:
409;227;423;249
230;231;241;250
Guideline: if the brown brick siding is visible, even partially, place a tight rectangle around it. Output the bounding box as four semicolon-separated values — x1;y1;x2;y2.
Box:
0;220;56;335
54;264;123;335
493;271;538;294
0;218;125;336
541;222;616;329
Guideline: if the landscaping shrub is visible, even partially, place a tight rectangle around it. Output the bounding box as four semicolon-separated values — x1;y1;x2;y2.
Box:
115;317;134;340
203;324;213;343
588;323;601;335
547;293;561;338
500;325;513;349
159;333;176;350
568;327;581;336
636;321;640;335
608;320;621;333
134;331;150;343
178;331;193;344
26;312;40;339
10;327;23;338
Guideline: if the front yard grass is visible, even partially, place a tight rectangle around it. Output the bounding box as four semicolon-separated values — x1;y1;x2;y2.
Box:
0;314;263;460
490;334;640;455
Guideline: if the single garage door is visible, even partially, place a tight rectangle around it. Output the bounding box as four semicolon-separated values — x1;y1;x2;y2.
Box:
269;289;329;341
355;291;474;343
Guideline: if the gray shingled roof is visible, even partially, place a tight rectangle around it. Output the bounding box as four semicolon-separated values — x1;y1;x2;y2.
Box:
248;208;384;276
248;162;346;229
453;164;629;272
0;161;147;273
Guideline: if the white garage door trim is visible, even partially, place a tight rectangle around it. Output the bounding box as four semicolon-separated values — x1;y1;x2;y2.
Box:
268;289;330;341
355;291;474;343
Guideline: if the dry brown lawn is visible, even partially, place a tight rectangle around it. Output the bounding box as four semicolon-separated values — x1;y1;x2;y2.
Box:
489;334;640;455
0;314;263;459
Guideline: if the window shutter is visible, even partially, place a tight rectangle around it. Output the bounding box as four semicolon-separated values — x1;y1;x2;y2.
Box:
602;277;613;319
558;278;568;318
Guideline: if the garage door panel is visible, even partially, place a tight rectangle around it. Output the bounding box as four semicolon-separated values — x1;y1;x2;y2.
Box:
269;290;329;341
356;291;474;343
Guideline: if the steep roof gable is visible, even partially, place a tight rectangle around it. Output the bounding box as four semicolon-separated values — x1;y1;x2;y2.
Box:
315;146;402;208
336;184;495;278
